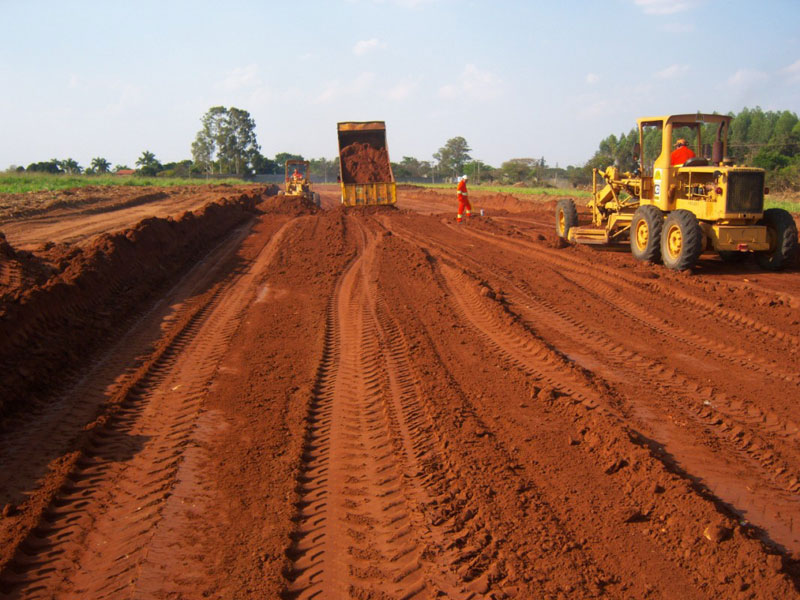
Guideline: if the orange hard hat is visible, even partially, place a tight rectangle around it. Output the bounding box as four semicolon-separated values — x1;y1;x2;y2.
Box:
675;138;687;146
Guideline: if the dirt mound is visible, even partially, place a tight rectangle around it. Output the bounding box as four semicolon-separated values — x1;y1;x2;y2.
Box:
339;142;392;183
0;192;258;418
261;194;318;215
262;183;280;196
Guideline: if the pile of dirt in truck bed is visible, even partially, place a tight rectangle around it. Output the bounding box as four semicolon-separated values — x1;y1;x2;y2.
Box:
0;192;258;418
339;142;392;183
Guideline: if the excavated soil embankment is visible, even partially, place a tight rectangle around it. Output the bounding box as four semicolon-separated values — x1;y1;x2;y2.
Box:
0;192;258;418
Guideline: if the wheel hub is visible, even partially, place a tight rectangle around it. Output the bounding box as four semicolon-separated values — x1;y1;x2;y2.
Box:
667;225;683;257
635;221;649;250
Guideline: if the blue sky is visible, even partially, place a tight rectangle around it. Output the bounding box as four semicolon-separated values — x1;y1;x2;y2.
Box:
2;0;799;171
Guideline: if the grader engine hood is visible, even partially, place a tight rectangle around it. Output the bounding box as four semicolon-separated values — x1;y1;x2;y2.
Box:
723;169;765;215
672;166;766;221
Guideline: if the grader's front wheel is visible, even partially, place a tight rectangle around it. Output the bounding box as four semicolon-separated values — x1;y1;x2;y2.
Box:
630;205;663;263
661;210;703;271
555;199;578;240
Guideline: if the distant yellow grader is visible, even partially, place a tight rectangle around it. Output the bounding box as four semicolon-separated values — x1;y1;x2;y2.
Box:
556;113;798;270
280;160;320;207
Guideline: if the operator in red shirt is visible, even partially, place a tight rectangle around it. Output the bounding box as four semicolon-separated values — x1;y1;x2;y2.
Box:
456;175;471;223
671;138;695;166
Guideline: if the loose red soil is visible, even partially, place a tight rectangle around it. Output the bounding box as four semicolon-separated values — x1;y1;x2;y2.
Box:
340;141;393;183
0;183;799;598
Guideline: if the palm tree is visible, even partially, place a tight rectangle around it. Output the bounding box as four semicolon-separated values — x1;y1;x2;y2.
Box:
91;157;111;174
60;158;82;174
136;150;161;176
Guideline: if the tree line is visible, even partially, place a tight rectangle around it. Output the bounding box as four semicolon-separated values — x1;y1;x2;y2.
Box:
10;105;799;190
585;107;800;190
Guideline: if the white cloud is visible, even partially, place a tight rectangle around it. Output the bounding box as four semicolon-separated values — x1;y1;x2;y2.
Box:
68;74;79;89
217;64;261;92
655;64;689;79
634;0;698;15
353;38;386;56
728;68;769;88
314;72;376;104
103;84;143;117
585;73;599;84
438;64;503;102
577;99;611;120
782;58;800;82
438;83;458;100
385;80;417;101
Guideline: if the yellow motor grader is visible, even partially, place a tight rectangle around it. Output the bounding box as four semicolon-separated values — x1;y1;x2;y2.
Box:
556;113;798;270
280;160;320;207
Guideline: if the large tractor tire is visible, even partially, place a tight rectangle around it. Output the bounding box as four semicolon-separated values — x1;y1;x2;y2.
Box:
661;210;703;271
555;199;578;240
755;208;798;271
313;192;321;208
630;205;663;263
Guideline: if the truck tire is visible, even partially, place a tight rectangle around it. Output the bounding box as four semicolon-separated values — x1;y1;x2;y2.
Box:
755;208;798;271
314;192;321;208
630;205;663;263
556;199;578;240
661;210;703;271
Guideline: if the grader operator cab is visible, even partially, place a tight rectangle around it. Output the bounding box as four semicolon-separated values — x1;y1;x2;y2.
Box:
281;160;320;207
556;113;798;270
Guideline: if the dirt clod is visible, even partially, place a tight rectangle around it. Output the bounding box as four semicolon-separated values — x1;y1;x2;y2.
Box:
703;523;732;543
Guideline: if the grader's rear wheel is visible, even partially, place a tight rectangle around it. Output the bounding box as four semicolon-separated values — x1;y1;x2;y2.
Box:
755;208;798;271
630;205;663;263
661;210;703;271
556;199;578;240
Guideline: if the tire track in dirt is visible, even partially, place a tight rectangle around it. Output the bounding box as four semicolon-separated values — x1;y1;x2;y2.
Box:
463;226;800;386
495;272;800;554
495;212;800;344
0;217;297;599
384;218;797;594
286;225;429;599
0;220;259;579
405;220;800;554
287;217;520;598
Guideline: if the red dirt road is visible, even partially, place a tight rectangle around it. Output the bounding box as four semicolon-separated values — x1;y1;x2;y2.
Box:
1;184;799;598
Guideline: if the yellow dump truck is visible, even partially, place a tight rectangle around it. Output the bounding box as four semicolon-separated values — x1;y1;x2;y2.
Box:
337;121;396;206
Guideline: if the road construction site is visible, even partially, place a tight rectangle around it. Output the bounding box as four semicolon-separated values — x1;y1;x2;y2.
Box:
1;183;799;599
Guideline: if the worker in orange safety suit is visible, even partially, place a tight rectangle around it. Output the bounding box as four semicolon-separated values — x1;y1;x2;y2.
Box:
671;138;695;166
456;175;471;223
292;168;303;180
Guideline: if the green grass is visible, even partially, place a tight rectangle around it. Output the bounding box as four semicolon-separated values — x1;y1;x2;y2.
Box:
415;182;800;212
416;182;592;198
765;198;800;213
0;173;249;194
